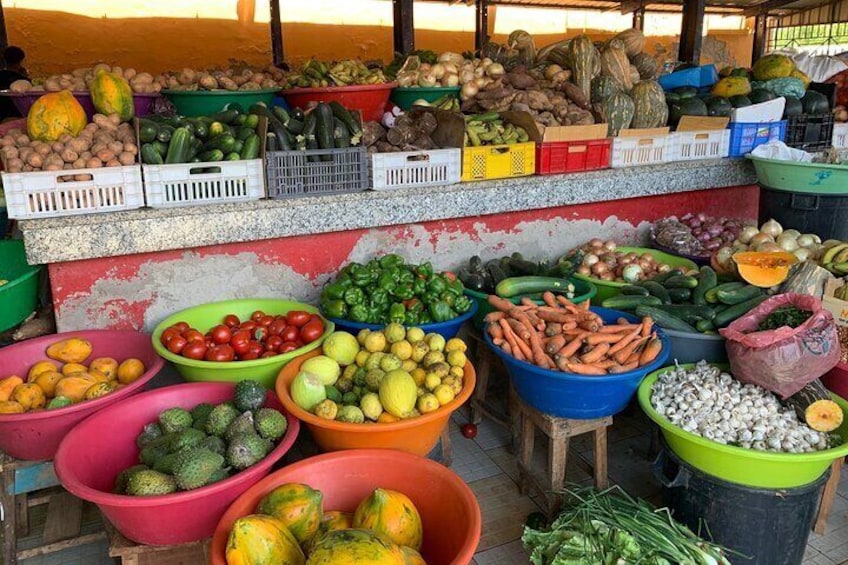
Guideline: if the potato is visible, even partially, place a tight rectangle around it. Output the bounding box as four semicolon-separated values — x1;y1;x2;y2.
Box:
67;138;89;153
80;151;92;161
105;158;121;167
61;149;79;163
177;68;197;85
123;68;137;80
18;147;32;161
72;158;86;169
86;158;102;168
51;142;64;153
261;79;278;89
122;142;138;155
72;79;86;90
58;77;73;89
199;75;218;90
240;81;260;91
72;68;88;78
233;74;249;86
34;144;51;157
91;142;107;154
9;79;32;92
6;158;23;172
44;163;62;171
109;141;124;154
95;149;115;162
16;134;30;146
117;152;135;166
131;72;153;86
22;164;33;172
26;153;43;168
110;66;123;77
108;114;121;126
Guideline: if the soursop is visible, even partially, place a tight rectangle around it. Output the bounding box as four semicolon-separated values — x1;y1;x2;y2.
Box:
205;403;240;437
225;411;255;442
158;407;192;434
190;402;215;431
226;433;270;470
233;380;266;412
126;469;178;496
135;422;164;449
169;428;207;453
172;448;225;490
254;408;287;441
202;435;227;457
113;464;149;494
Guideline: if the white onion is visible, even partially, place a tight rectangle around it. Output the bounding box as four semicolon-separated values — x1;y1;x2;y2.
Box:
738;226;760;244
796;234;815;248
459;70;475;85
418;72;437;87
583;253;600;266
757;242;783;252
486;63;505;78
442;62;458;75
782;229;801;239
749;233;775;247
431;63;446;80
793;248;812;261
716;246;734;265
604;240;617;251
777;234;799;251
443;73;460;87
760;219;783;238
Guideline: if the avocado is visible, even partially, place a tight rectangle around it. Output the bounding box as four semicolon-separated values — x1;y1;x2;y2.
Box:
673;86;699;99
704;96;733;117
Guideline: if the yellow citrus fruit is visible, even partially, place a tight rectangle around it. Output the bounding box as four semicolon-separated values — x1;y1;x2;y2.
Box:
364;332;387;354
117;358;145;385
447;350;467;368
433;384;455;406
390;340;413;361
417;393;440;414
445;338;467;353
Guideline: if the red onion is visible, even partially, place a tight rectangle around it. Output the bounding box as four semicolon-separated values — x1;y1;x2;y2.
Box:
697;232;712;242
696;212;708;222
705;240;722;250
707;225;723;237
689;219;702;228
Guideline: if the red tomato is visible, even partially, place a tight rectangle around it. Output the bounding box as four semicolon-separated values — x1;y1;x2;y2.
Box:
183;329;204;343
239;321;257;331
294;339;304;348
230;329;251;355
210;324;232;345
253;327;266;342
278;342;299;354
206;344;235;362
251;310;265;322
268;318;287;336
286;310;311;328
265;336;283;351
182;341;207;360
300;319;325;344
261;351;278;358
460;423;478;439
247;341;264;356
223;314;240;328
167;335;187;354
258;315;274;327
239;352;260;361
280;325;299;343
160;327;180;346
173;321;190;333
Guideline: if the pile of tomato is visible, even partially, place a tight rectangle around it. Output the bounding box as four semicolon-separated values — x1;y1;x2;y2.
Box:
159;310;325;362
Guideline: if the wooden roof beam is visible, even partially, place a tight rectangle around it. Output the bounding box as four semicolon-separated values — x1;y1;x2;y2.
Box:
742;0;799;17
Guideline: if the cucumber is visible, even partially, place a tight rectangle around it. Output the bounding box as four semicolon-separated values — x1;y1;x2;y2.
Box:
243;113;260;130
620;285;650;296
302;112;317;140
233;113;248;127
635;305;698;333
713;295;769;327
315;103;335;160
664;275;699;289
693;266;717;306
290;108;305;122
495;276;575;298
650;269;683;285
716;284;763;305
487;261;509;286
333;118;351;149
287;117;304;135
211;109;239;125
151;140;169;157
204;134;236;154
667;288;692;303
507;257;539;276
138;120;158;143
165;127;192;164
272;106;290;126
329;101;362;141
266;133;279;152
650;304;715;325
156;125;175;143
140;143;163;165
236;126;255;141
639;280;671;304
696;319;715;333
705;282;744;303
231;140;244;154
190;119;208;139
240;134;260;160
187;137;203;160
198;149;224;162
601;295;663;310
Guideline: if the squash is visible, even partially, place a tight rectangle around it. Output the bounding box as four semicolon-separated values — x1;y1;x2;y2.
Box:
782;380;843;432
46;337;93;364
28;360;58;382
568;34;600;102
630;52;658;80
90;69;134;122
0;375;24;402
353;488;423;550
55;374;98;403
732;251;798;288
307;529;405;565
600;39;633;92
226;514;305;565
33;371;64;397
597;91;635;136
0;401;25;414
26;91;87;142
12;383;46;411
590;75;620;107
615;28;646;58
89;357;118;381
752;53;795;81
630;80;668;129
256;483;323;545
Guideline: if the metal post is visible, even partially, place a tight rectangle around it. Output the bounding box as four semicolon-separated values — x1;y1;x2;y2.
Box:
393;0;415;55
269;0;284;67
752;14;768;65
475;0;489;52
632;7;645;31
678;0;706;64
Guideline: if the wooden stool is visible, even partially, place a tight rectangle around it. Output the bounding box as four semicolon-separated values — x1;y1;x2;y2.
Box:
104;518;210;564
439;426;453;467
513;394;611;517
814;457;844;535
468;329;510;429
0;452;105;565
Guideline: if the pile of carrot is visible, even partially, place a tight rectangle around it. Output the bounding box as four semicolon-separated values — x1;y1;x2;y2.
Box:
485;292;662;375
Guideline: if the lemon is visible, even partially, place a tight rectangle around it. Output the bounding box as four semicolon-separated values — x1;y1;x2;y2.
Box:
401;359;418;373
357;328;372;346
422;351;445;366
354;350;370;368
405;327;425;344
445;338;467;353
425;333;446;352
364;352;384;371
380;354;402;372
424;373;441;392
411;342;429;363
433;384;455;406
391;340;413;361
384;323;406;344
447;350;467;368
364;332;387;353
410;368;427;387
417;393;440;414
449;365;464;379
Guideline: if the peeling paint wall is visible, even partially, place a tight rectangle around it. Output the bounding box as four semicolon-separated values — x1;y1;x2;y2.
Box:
47;187;758;333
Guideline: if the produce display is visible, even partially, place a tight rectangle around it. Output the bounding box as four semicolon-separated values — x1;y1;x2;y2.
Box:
363;111;443;154
458;252;581;294
138;105;264;165
0;336;146;413
158;310;325;362
225;482;426;564
651;214;745;260
573;240;688;283
711;219;828;274
283;59;388;88
485;292;661;374
393;51;473;89
758;304;812;331
650;361;840;452
602;266;768;333
290;327;468;421
158;63;285;91
464;113;530;146
114;380;288;495
260;100;363;154
8;64;160;94
523;485;731;565
319;255;472;325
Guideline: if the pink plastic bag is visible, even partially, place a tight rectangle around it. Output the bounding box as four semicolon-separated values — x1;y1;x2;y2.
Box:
719;293;840;399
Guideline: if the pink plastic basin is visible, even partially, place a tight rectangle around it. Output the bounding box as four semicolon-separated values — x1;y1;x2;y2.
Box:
2;91;160;119
54;382;299;546
281;83;396;122
823;362;848;400
211;449;482;565
0;330;163;461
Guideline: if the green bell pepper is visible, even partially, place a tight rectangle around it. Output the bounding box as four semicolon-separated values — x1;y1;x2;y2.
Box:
322;281;348;301
370;288;390;307
404;310;420;326
349;304;369;322
428;301;453;323
420;291;439;307
415;262;434;278
366;306;382;324
388;303;406;323
349;264;376;287
397;270;415;286
454;295;473;314
407;299;424;314
412;278;426;296
439;291;456;307
419;311;433;324
343;287;366;306
393;285;415;301
323;299;348;319
378;271;397;292
378;254;405;269
427;276;447;295
446;278;464;297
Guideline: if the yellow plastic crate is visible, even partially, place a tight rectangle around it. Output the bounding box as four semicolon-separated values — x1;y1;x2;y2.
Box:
461;142;536;182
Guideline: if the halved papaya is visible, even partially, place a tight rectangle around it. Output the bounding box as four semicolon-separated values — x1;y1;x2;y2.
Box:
732;251;798;288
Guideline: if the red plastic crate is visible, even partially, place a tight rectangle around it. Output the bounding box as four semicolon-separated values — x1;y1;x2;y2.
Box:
536;139;612;175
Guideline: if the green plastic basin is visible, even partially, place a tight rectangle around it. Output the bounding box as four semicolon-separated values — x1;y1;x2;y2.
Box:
390;86;461;110
464;277;597;330
161;89;279;117
573;247;699;304
638;363;848;489
151;298;333;389
748;155;848;194
0;240;41;333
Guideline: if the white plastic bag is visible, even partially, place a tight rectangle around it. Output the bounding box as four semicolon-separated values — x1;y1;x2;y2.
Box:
791;52;848;82
750;140;813;162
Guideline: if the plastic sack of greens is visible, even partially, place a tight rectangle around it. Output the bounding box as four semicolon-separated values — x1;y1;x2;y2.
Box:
720;293;840;399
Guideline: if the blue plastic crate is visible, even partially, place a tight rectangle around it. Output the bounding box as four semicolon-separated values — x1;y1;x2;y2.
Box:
728;121;787;157
658;65;719;91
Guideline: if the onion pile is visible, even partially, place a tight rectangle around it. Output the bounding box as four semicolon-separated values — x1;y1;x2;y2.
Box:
652;214;746;259
712;219;829;273
395;52;504;99
574;240;679;283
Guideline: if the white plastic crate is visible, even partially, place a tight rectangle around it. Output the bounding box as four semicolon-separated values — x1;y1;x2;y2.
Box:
2;165;143;220
833;123;848;149
611;134;673;168
143;159;264;208
370;148;461;191
672;129;731;162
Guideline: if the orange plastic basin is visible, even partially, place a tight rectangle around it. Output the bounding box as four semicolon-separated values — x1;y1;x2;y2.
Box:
210;449;482;565
276;349;475;455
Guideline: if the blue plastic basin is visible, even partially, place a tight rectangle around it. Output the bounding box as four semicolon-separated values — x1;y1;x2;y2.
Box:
485;307;670;419
324;300;478;339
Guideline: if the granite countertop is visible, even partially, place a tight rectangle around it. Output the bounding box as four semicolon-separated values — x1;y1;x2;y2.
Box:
19;159;756;264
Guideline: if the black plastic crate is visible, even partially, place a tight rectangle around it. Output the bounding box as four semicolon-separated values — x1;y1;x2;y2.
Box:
785;113;834;151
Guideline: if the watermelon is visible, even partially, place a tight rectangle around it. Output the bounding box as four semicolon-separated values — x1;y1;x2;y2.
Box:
783;96;803;118
801;90;830;114
704;96;733;118
749;88;777;104
730;95;752;108
673;86;699;99
668;97;708;126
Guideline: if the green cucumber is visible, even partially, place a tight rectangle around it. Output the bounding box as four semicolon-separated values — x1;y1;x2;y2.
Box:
138;120;158;143
151;140;169;157
667;288;692;303
236;126;255;141
333;118;351;149
601;295;663;310
635;305;698;333
233;113;248;127
664;275;699;289
716;284;763;305
242;113;260;130
329;101;361;142
620;285;650;296
240;134;260;160
203;134;236;154
272;106;290;126
231;140;244;154
156;125;175;143
639;280;671;304
693;266;717;306
649;304;715;325
286;117;304;135
302;112;317;140
188;119;208;139
713;295;769;327
140;143;163;165
315;103;335;160
705;282;744;303
495;276;575;298
198;149;224;162
211;109;239;125
165;127;192;164
650;269;683;285
696;319;715;333
187;137;203;161
266;133;278;152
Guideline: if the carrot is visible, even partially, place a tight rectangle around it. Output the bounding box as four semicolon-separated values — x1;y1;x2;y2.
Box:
640;316;653;337
577;299;591;310
609;361;638;373
614;335;648;365
545;334;567;356
500;342;512;355
595;359;618;369
542;291;559;308
607;326;641;356
498;319;522;359
586;333;625;346
488;295;515;313
554;355;570;372
545;322;562;336
520;296;536;307
578;318;601;332
488;322;504;341
560;321;577;331
638;338;663;366
617;317;631;325
598;324;639;334
581;342;610;364
484;311;506;324
507;318;530;340
556;295;582;313
492;337;504;346
537;310;578;324
558;335;585;358
566;363;607;375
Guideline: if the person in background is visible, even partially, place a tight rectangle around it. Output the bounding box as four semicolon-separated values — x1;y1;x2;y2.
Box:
0;46;29;120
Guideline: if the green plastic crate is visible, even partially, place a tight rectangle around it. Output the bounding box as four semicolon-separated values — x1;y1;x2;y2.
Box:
390;86;460;110
0;240;41;332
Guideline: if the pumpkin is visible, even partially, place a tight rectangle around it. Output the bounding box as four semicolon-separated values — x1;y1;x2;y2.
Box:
28;360;59;381
568;34;600;102
55;374;98;403
306;529;405;565
89;357;118;381
0;401;25;414
256;483;323;545
353;488;423;550
615;28;646;58
783;380;843;432
226;514;305;565
46;337;93;364
630;80;668;129
590;75;620;105
600;38;633;92
84;381;115;400
732;251;798;287
90;69;134;122
33;371;64;397
598;91;635;136
0;375;24;402
26;91;87;142
12;383;46;411
631;52;659;80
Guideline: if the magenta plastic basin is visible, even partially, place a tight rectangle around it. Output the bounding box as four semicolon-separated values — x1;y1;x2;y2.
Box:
0;330;163;461
2;91;160;119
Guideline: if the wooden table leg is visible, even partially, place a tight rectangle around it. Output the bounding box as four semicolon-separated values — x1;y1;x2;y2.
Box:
814;457;843;535
547;431;568;517
593;425;609;490
439;426;453;468
518;410;535;496
2;464;18;565
470;340;491;425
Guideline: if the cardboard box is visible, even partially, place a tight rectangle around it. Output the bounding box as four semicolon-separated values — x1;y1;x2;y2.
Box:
540;123;608;143
824;278;848;328
677;116;729;132
618;127;671;138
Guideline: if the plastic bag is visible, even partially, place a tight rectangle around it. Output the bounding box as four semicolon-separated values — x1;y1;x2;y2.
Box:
750;140;813;163
790;52;848;83
719;293;840;399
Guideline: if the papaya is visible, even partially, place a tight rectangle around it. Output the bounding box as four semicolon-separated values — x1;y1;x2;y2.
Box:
117;358;146;384
710;76;751;98
0;401;25;414
26;90;87;142
46;337;93;364
306;529;405;565
84;381;115;400
89;357;118;381
90;69;134;122
303;511;354;555
790;68;811;88
12;383;46;411
257;483;324;545
353;488;423;550
752;54;795;81
28;360;58;381
62;363;89;376
33;370;64;397
226;514;305;565
400;546;427;565
0;375;24;402
55;374;98;403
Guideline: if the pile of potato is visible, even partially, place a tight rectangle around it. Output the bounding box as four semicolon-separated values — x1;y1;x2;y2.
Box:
1;114;138;175
10;64;160;94
157;63;285;92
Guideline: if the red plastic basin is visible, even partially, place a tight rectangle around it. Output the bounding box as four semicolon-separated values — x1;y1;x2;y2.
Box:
0;330;163;461
823;362;848;400
210;449;481;565
281;83;396;122
54;382;300;545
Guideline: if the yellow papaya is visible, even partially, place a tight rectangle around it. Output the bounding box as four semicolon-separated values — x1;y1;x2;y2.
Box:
257;483;323;545
0;375;24;402
84;381;115;400
12;383;46;411
28;360;58;381
306;529;405;565
33;370;64;397
46;337;93;364
90;69;134;122
353;488;423;550
55;374;98;403
89;357;118;381
226;514;305;565
26;90;87;142
0;401;25;414
711;76;751;98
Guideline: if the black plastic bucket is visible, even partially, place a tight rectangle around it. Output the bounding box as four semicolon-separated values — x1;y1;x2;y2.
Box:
654;446;828;565
759;185;848;242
